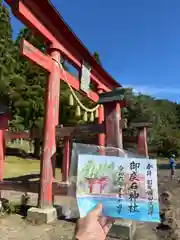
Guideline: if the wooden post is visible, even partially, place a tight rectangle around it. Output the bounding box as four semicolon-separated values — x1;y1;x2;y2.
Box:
38;47;61;208
103;101;122;148
116;102;123;149
98;88;127;150
144;127;148;157
0;130;4;184
62;136;71;182
138;128;143;155
97;87;105;155
137;127;148;157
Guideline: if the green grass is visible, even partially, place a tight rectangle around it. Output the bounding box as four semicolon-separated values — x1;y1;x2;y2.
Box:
4;141;62;179
4;156;62;180
4;156;40;178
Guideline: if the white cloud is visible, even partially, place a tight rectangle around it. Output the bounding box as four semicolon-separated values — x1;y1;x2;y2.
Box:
123;84;180;96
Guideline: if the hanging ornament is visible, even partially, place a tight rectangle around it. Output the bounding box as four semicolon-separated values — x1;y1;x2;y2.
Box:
76;105;81;117
83;111;88;122
90;111;94;122
95;107;99;118
69;94;74;106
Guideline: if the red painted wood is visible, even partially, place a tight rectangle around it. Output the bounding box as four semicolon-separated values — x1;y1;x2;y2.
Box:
4;0;13;4
10;0;119;92
116;102;123;149
21;40;52;72
0;130;4;182
98;88;105;155
59;70;99;102
0;115;9;130
62;137;71;182
104;102;122;149
39;49;61;208
21;40;99;102
56;123;105;137
137;131;143;155
137;128;149;157
144;127;148;157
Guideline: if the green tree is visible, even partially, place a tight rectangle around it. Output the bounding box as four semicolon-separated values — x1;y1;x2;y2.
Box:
93;51;102;66
0;0;16;107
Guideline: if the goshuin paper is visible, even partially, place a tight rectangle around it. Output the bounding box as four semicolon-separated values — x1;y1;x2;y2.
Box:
76;154;160;222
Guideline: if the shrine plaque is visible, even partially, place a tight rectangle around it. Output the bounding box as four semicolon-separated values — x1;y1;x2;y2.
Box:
80;61;91;93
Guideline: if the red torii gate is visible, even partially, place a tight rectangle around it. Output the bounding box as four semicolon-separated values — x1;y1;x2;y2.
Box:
5;0;122;212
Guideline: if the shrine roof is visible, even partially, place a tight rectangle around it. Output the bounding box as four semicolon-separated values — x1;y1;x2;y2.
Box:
98;88;127;104
12;0;121;90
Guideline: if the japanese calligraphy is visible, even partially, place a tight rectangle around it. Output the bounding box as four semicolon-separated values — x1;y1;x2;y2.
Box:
117;187;123;214
130;161;140;171
146;163;154;215
129;171;139;181
129;202;139;213
146;163;153;177
128;161;140;213
116;165;124;214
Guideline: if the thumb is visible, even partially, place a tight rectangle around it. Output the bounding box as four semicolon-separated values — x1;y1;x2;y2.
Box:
88;203;103;217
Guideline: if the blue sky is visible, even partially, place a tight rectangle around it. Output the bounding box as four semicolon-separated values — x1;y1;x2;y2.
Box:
5;0;180;102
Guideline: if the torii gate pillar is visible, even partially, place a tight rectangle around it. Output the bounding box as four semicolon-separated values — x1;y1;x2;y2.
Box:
38;45;61;209
28;46;61;223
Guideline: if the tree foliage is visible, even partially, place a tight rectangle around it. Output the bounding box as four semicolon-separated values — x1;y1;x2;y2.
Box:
93;51;102;66
1;2;180;158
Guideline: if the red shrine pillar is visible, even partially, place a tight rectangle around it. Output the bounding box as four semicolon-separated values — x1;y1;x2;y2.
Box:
62;136;71;182
0;130;5;183
115;102;123;149
137;127;148;158
0;129;5;198
39;45;61;208
143;127;148;157
98;89;126;153
103;101;123;149
97;87;105;154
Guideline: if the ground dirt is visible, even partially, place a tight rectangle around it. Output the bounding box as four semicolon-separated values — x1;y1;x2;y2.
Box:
1;169;180;240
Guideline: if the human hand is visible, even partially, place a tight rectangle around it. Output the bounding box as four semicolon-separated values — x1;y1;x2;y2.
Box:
75;203;114;240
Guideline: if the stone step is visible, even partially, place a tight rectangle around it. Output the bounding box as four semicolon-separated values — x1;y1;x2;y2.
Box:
107;219;136;240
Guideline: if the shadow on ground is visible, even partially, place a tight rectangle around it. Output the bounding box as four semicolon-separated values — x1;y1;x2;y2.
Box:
158;163;180;169
4;173;40;182
5;147;38;159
